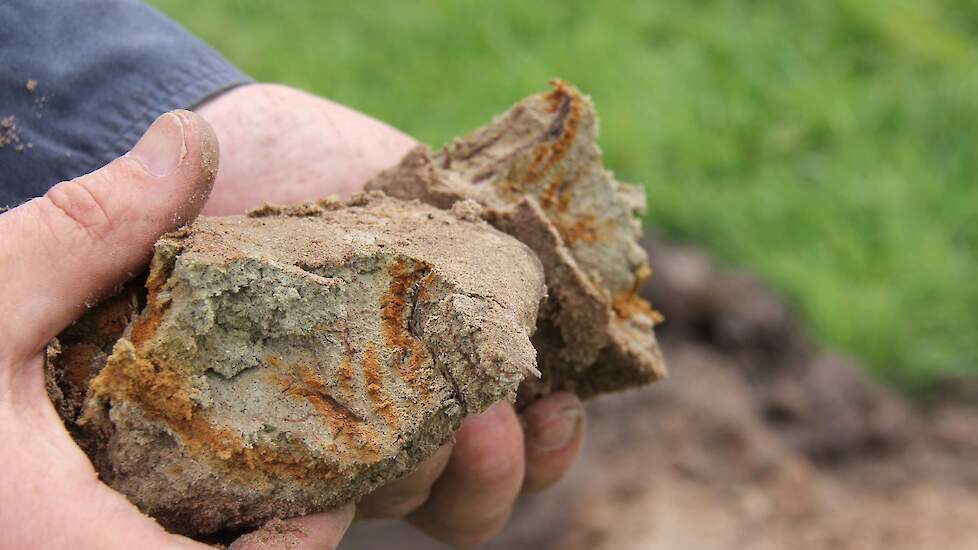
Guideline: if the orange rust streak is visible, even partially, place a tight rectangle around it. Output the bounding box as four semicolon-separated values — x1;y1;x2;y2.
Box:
276;362;364;424
128;285;166;347
380;259;431;388
89;342;378;487
416;271;435;302
497;177;527;202
545;79;572;112
518;81;583;185
556;215;607;246
129;260;175;347
362;344;400;430
612;293;662;324
406;341;428;383
336;354;356;395
127;308;164;347
539;171;564;211
89;350;195;425
546;169;585;214
634;263;653;289
270;358;382;462
611;264;664;325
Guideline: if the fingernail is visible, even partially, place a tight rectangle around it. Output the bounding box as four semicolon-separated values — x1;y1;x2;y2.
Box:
528;406;582;453
127;112;186;177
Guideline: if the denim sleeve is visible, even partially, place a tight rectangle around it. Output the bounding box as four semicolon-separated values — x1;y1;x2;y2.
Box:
0;0;252;207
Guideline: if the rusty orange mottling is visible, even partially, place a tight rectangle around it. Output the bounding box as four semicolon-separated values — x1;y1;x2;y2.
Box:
273;358;383;463
276;361;360;423
611;264;663;325
555;214;609;246
516;80;583;185
362;344;401;430
612;293;662;324
88;342;376;487
380;259;432;390
128;287;166;347
336;354;356;399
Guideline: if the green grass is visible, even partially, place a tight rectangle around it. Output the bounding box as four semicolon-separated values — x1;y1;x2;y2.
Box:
149;0;978;394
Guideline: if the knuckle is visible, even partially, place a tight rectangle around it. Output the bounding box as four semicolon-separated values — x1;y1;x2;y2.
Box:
42;178;114;242
460;440;524;489
371;490;431;518
456;413;525;489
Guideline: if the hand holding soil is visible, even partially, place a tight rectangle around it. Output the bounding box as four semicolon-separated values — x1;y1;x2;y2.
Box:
0;111;237;549
42;81;661;544
195;82;595;545
2;83;653;548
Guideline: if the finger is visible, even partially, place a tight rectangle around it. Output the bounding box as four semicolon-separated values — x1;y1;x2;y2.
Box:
520;392;585;494
409;402;525;548
196;83;417;214
229;504;355;550
0;352;212;550
358;443;453;519
0;110;218;363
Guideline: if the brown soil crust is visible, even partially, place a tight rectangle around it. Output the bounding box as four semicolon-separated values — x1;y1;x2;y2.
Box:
48;193;547;536
367;80;665;405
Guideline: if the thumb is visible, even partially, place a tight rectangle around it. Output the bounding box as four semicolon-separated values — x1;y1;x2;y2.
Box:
0;110;218;364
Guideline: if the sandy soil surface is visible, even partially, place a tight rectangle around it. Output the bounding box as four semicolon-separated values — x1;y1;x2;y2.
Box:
341;235;978;550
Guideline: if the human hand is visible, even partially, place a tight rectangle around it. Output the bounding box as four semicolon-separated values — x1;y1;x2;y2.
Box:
0;110;353;550
197;84;587;547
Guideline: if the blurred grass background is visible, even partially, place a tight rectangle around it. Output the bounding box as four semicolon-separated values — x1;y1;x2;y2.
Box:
150;0;978;394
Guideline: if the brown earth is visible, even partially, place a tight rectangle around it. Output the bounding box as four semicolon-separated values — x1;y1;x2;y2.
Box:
49;193;548;536
341;234;978;550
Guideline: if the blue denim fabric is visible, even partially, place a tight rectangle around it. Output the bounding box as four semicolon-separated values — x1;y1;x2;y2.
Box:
0;0;251;207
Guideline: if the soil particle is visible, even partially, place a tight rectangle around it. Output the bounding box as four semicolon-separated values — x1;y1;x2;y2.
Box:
0;114;32;151
0;115;20;149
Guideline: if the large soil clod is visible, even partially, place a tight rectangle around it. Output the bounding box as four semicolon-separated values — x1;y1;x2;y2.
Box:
46;82;664;536
366;80;665;402
48;194;546;535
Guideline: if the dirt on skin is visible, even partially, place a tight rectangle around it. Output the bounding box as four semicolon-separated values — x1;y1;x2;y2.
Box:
226;518;307;550
340;235;978;550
